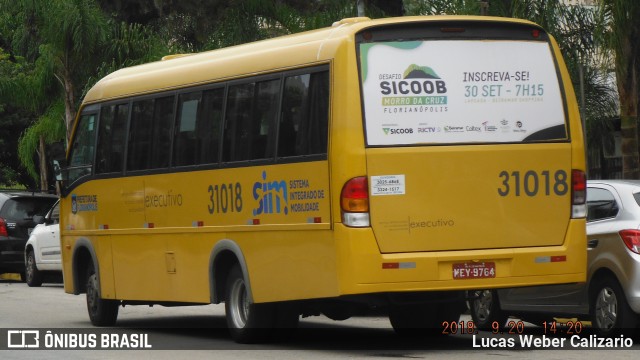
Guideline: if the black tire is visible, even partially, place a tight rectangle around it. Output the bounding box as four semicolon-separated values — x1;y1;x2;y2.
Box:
86;264;119;326
225;265;276;343
25;251;43;287
469;290;508;330
590;275;637;337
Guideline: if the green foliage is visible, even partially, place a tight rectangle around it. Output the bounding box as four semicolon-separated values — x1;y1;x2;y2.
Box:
0;183;27;190
83;20;169;96
0;47;40;188
0;104;35;187
17;101;66;183
405;0;481;15
1;0;165;185
46;0;108;61
595;0;640;177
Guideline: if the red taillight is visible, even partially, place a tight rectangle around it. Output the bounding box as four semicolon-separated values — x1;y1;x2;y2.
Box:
619;230;640;254
341;177;370;228
572;169;586;203
571;169;587;218
0;217;7;237
341;176;369;213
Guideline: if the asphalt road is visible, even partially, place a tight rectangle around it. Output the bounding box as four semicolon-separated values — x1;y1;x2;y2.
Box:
0;277;638;359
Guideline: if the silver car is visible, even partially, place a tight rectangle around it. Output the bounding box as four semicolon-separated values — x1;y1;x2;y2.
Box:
469;180;640;337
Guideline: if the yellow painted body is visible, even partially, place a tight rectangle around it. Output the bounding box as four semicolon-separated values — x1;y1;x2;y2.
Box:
61;16;586;305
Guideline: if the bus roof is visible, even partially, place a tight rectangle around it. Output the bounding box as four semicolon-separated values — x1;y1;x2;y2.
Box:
82;15;537;105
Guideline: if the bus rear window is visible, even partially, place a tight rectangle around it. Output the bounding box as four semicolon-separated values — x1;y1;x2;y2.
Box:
359;37;567;146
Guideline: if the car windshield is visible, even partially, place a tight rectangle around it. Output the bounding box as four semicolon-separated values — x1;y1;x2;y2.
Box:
0;198;56;221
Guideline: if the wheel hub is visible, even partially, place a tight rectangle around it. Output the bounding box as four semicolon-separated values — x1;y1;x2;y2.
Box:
594;286;618;330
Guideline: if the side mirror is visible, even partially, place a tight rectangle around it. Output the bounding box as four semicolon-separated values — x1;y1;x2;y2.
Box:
49;141;67;182
53;160;64;182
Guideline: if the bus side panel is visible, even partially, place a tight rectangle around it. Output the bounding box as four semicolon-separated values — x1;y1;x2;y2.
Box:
95;236;116;299
109;230;340;303
60;228;75;294
234;229;339;303
62;160;338;303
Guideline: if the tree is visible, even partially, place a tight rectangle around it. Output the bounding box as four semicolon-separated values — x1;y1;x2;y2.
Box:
556;4;618;178
0;0;165;189
405;0;481;15
0;46;40;188
597;0;640;179
0;0;107;189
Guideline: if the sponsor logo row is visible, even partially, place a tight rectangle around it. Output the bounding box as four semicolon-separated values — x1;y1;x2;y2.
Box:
382;120;526;136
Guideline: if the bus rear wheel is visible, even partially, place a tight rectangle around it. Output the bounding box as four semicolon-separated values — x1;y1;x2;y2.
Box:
86;265;119;326
225;265;275;343
468;290;508;330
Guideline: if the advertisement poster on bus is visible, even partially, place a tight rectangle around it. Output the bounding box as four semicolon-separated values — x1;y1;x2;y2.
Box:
359;40;566;146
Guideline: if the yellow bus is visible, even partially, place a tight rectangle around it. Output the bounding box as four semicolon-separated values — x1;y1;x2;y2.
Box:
59;16;587;343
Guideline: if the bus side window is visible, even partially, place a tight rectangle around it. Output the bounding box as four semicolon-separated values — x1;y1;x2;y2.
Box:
67;113;97;184
198;87;224;165
127;99;154;171
306;71;329;155
127;96;174;171
224;83;253;162
174;88;225;167
96;103;128;174
252;79;279;160
278;70;329;158
174;92;202;167
150;96;175;169
223;79;279;162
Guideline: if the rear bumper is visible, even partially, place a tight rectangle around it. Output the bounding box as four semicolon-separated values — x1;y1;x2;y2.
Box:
619;251;640;314
334;220;587;295
0;248;26;272
0;238;27;272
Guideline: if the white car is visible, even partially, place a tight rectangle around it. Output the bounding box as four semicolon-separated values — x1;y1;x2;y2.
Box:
24;200;61;287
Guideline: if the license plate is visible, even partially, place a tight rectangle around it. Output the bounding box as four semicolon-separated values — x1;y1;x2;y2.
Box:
452;262;496;279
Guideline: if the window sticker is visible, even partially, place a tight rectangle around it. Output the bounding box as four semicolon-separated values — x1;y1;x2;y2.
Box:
360;40;566;146
371;175;405;196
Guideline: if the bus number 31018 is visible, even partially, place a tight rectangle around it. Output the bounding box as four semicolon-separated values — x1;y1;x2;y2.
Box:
497;169;568;197
208;183;243;214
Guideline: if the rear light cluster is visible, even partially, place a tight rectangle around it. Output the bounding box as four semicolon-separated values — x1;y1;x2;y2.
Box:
0;217;7;237
571;169;587;219
341;176;370;227
619;230;640;255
